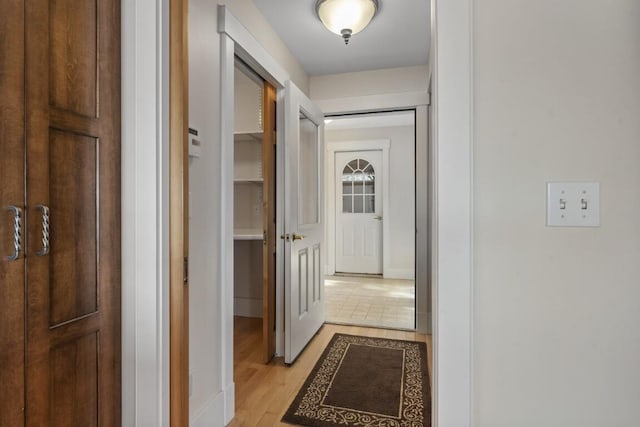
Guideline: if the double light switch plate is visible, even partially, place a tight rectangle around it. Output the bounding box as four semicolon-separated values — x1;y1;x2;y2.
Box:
546;182;600;227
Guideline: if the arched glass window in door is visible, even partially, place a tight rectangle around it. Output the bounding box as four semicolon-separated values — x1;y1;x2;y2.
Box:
342;158;375;213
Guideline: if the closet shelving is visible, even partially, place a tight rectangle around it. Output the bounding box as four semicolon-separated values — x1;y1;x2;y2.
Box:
232;59;277;361
233;61;266;320
233;129;264;240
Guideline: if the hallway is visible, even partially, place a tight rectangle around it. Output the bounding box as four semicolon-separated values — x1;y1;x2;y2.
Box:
231;317;431;426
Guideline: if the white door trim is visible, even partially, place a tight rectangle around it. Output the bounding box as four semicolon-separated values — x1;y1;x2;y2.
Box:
319;107;429;338
326;140;390;278
217;5;289;423
432;0;474;425
121;0;170;425
315;91;429;115
217;5;288;88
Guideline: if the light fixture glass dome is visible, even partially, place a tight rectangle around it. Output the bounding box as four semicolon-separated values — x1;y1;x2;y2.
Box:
316;0;378;44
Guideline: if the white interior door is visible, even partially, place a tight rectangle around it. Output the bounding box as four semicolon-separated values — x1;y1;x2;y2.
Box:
284;81;325;364
335;151;383;274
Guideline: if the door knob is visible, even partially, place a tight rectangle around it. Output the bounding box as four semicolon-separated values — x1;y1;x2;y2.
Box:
292;233;305;241
373;215;382;220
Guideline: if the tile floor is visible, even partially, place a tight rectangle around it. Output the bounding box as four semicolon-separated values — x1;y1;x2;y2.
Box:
325;275;415;330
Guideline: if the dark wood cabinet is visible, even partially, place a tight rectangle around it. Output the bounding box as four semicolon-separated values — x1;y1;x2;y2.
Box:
0;0;121;425
0;1;27;424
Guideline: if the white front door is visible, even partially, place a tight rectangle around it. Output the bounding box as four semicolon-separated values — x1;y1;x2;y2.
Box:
283;81;325;364
335;150;383;274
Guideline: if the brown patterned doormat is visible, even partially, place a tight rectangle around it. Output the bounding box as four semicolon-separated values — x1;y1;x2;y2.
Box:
282;333;431;426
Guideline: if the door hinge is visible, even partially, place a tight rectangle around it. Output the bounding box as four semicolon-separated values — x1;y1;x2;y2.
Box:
184;256;189;284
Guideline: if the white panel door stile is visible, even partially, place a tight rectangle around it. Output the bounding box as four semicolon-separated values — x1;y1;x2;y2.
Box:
284;80;325;364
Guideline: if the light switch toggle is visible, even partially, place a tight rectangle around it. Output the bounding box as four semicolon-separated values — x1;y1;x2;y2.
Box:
547;182;600;227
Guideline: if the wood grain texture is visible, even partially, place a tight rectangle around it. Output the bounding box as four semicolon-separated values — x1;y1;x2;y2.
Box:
0;0;26;425
49;130;98;325
262;82;277;363
231;317;432;426
169;0;189;424
24;0;121;425
49;0;98;117
50;333;99;427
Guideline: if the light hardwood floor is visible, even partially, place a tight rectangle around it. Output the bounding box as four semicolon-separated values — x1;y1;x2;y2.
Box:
230;316;432;426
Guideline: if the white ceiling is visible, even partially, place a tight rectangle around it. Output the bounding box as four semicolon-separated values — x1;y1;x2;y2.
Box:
252;0;430;76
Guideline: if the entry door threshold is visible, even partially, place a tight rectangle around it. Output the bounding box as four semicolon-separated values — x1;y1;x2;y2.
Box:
325;320;416;332
332;272;383;279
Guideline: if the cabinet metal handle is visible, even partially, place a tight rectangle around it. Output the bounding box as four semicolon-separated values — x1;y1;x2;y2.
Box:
292;233;305;241
36;204;50;256
6;205;22;261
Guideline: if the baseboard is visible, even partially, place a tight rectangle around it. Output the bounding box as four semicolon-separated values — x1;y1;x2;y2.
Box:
233;297;262;318
416;310;429;334
383;268;415;280
224;382;235;425
191;391;225;427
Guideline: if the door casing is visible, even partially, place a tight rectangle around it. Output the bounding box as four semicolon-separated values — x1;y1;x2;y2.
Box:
334;149;384;275
326;140;391;277
218;6;289;422
319;104;429;336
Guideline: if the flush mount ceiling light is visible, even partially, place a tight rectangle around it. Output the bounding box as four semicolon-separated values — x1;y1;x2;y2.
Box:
316;0;379;45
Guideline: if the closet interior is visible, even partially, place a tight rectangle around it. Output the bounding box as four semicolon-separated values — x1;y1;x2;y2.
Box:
233;60;277;363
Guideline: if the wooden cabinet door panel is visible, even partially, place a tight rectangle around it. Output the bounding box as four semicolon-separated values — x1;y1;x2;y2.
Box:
0;0;26;425
48;130;98;326
24;0;121;425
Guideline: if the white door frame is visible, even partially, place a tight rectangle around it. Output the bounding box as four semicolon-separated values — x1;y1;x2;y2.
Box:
326;140;390;277
431;0;474;425
219;0;475;423
121;0;170;425
218;5;290;423
317;102;429;339
122;0;473;426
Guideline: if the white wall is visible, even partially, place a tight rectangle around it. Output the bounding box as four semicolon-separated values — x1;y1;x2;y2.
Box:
473;0;640;425
233;241;263;317
222;1;308;93
310;65;429;100
188;0;308;423
326;126;416;278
